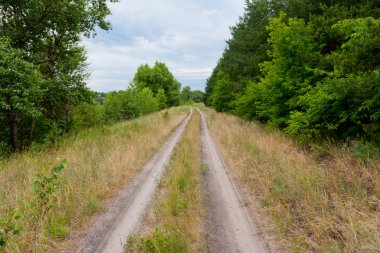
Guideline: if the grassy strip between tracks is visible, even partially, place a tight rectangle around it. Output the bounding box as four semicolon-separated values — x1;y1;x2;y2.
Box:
127;110;206;253
0;107;189;252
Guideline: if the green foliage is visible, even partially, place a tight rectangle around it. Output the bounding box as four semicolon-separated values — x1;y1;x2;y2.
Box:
103;87;159;122
0;0;118;151
180;86;204;104
211;72;235;112
72;102;104;129
258;13;321;128
134;62;181;107
206;0;380;145
135;88;159;115
180;86;192;103
0;209;21;248
0;37;44;149
0;141;11;159
48;214;69;240
128;228;188;253
156;88;168;110
33;160;67;206
287;17;380;141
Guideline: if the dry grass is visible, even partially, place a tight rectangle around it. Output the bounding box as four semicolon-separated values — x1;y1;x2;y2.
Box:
128;110;206;253
203;107;380;253
0;107;189;253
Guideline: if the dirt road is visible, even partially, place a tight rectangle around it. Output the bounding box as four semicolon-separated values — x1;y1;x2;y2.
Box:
199;109;269;253
71;107;270;253
72;109;192;253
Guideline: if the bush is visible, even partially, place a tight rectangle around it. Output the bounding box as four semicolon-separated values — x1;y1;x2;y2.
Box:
33;160;66;207
72;103;104;129
103;88;159;122
0;141;11;159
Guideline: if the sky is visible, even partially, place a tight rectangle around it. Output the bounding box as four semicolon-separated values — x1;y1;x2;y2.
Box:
84;0;245;92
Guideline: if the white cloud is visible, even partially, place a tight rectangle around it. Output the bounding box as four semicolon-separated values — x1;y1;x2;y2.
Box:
84;0;245;92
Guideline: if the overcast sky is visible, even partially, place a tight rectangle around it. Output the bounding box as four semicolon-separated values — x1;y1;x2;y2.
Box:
84;0;245;92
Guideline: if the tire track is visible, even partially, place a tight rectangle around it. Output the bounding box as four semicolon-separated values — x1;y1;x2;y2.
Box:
72;109;192;253
198;108;269;253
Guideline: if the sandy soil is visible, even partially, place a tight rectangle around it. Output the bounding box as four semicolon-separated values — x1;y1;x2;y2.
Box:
69;109;192;253
198;109;270;253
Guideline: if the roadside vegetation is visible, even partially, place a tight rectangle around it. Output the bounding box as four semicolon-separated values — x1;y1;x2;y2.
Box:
206;0;380;149
0;108;188;252
203;107;380;252
0;1;204;157
128;111;206;253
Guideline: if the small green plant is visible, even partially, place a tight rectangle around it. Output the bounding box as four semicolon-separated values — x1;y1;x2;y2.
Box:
128;228;188;253
169;193;188;216
201;164;209;174
48;214;69;240
0;208;21;248
33;160;67;206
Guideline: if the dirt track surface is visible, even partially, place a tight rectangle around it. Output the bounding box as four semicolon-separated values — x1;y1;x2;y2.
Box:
71;109;192;253
199;109;269;253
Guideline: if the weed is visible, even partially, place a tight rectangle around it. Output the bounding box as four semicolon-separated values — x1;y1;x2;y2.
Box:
48;214;69;240
169;193;188;216
33;160;67;207
85;194;100;214
201;164;209;174
128;228;188;253
0;208;20;248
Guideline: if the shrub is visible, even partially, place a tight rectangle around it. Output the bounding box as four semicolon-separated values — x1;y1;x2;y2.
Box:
72;103;104;129
33;160;67;207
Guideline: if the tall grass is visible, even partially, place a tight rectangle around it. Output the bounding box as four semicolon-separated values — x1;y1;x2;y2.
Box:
203;108;380;253
128;111;205;253
0;107;189;252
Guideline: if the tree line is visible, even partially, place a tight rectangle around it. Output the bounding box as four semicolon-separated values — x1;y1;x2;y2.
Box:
205;0;380;145
0;1;204;156
0;0;119;152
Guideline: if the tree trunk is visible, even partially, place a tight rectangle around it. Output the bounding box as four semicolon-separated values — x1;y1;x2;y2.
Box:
8;112;20;151
29;118;36;141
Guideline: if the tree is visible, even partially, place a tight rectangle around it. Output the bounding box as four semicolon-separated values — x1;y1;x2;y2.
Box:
133;62;181;107
156;88;167;110
189;90;204;103
134;88;159;115
0;0;119;147
0;38;44;150
287;17;380;141
257;13;321;128
180;86;192;102
211;72;235;112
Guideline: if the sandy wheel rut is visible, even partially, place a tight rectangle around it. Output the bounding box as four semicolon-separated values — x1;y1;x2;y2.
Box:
72;109;192;253
199;109;269;253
